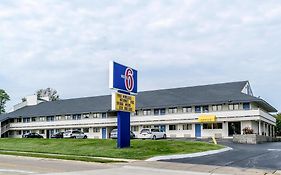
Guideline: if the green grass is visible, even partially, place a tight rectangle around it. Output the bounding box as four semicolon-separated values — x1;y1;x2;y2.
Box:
0;139;223;160
0;151;119;163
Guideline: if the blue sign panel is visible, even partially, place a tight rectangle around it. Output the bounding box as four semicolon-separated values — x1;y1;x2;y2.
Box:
109;61;138;94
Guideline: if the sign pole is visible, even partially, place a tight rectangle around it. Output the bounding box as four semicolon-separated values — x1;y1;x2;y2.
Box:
117;111;131;148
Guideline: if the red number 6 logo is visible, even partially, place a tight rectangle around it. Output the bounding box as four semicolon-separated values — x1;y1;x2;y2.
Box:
125;68;134;92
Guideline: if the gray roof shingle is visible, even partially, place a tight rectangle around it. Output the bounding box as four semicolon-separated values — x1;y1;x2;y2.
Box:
0;81;277;121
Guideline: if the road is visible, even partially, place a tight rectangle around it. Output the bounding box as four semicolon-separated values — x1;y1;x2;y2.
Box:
0;154;231;175
163;140;281;170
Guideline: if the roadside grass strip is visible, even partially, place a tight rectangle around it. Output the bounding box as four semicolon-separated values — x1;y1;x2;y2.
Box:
0;139;223;161
0;150;124;163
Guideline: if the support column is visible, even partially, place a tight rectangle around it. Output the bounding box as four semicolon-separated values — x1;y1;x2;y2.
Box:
258;120;262;135
262;122;266;135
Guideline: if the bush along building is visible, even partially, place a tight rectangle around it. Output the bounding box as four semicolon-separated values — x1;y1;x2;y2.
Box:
0;81;277;139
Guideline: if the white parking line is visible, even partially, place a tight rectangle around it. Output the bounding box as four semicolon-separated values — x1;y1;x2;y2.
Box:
0;168;34;174
267;149;281;151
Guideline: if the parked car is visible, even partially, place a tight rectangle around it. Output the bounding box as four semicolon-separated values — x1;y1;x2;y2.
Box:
51;132;64;138
109;129;136;139
139;128;166;140
63;130;87;139
22;133;44;138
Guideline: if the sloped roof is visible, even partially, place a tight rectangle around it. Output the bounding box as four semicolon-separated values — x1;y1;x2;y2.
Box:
0;81;277;121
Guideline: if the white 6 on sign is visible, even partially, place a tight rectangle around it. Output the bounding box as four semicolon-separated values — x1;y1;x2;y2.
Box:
124;68;134;92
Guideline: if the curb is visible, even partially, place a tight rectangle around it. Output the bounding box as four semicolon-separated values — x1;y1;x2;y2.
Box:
146;147;233;161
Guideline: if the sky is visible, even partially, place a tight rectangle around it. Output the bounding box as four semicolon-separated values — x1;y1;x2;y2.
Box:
0;0;281;112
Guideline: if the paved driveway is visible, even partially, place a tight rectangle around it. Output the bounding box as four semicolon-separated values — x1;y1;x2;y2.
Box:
162;140;281;170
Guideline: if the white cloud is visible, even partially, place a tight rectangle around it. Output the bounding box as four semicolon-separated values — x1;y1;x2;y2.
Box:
0;0;281;111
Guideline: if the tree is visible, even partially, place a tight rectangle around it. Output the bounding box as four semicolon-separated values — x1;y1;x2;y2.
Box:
36;88;60;101
0;89;10;114
276;113;281;136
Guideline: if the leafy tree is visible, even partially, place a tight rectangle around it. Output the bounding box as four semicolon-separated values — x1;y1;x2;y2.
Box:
0;89;10;114
276;113;281;136
36;88;60;101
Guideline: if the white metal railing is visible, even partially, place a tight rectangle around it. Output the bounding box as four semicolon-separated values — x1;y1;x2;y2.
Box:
1;124;10;134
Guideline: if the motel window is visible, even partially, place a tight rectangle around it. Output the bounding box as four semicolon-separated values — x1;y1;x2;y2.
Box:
9;131;14;135
83;128;89;133
23;118;30;123
142;125;151;129
229;104;239;110
47;116;54;122
93;127;100;133
202;106;209;113
55;115;62;121
213;123;223;129
72;114;81;120
212;105;222;111
168;107;178;114
131;126;139;132
16;118;22;123
39;117;45;122
203;123;213;129
55;129;60;133
195;106;201;113
183;107;192;113
154;108;166;116
92;113;100;118
160;108;166;115
39;130;45;134
182;124;192;130
83;114;90;119
154;109;160;116
143;109;151;116
169;125;177;131
16;131;22;135
65;128;71;132
102;113;107;118
31;117;36;122
203;123;223;129
23;130;30;134
64;115;71;120
134;110;139;116
243;103;250;110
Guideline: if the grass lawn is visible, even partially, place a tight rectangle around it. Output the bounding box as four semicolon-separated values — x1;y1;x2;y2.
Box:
0;138;223;160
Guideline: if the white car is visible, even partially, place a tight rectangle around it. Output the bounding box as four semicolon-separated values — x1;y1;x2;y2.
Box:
139;128;166;140
63;130;87;139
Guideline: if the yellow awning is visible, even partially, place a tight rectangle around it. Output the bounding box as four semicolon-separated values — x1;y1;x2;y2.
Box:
198;115;217;123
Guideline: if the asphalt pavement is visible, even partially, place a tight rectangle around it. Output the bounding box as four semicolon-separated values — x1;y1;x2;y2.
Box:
162;140;281;170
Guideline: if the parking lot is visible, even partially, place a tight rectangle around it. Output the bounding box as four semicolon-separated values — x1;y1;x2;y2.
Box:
163;140;281;170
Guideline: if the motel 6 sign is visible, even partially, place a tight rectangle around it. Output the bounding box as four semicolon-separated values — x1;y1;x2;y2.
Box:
109;61;138;94
109;61;137;148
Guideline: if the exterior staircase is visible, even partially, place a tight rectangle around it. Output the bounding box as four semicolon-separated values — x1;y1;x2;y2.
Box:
1;124;10;135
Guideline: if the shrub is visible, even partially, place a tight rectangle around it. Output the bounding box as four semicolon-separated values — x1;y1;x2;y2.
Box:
242;127;254;135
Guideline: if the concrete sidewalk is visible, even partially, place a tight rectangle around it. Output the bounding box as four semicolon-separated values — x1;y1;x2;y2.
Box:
36;161;281;175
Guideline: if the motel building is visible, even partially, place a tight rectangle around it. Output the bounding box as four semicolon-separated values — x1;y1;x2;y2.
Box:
0;81;277;139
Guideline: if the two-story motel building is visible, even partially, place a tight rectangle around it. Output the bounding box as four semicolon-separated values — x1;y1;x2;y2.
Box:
0;81;277;139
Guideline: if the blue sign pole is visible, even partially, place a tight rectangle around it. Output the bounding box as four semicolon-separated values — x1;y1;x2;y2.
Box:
117;111;131;148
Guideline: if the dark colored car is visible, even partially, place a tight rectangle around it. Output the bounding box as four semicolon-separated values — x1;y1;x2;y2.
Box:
22;133;43;138
51;132;64;138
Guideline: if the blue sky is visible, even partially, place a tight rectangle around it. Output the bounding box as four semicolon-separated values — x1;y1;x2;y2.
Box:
0;0;280;112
